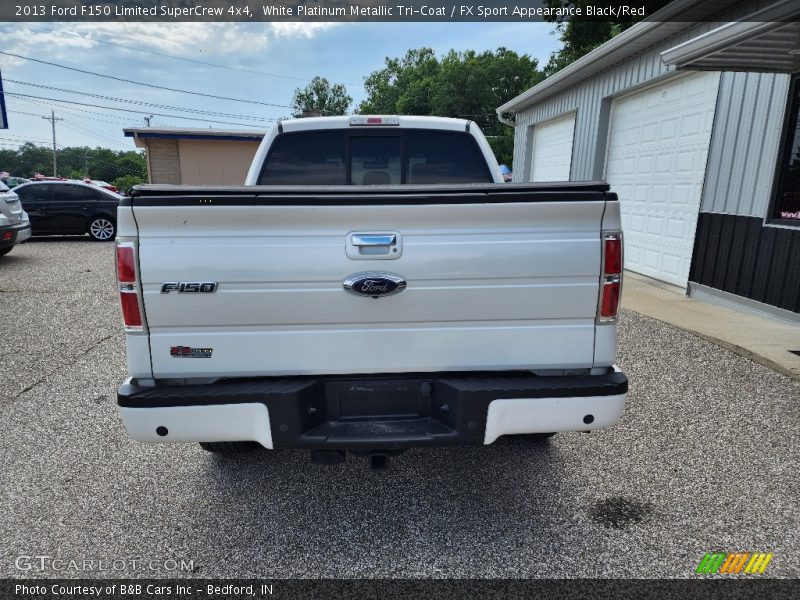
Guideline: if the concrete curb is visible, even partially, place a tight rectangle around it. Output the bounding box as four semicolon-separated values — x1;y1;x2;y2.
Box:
621;272;800;383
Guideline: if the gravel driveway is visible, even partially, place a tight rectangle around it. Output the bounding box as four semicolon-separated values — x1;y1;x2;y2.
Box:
1;240;798;578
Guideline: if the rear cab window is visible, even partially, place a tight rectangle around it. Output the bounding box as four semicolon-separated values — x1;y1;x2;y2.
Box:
258;129;491;185
259;130;346;185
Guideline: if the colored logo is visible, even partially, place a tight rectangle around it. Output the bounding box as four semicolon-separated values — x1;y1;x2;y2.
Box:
170;346;213;358
696;552;773;574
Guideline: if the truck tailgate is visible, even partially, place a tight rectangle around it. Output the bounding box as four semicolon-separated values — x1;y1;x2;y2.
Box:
126;185;611;379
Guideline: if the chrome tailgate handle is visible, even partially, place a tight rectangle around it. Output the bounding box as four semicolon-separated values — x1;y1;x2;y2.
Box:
352;234;396;247
346;231;402;260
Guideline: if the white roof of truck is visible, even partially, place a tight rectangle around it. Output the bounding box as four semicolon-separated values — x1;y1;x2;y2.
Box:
280;115;472;133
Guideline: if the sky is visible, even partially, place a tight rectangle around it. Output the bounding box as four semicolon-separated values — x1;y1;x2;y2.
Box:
0;21;561;153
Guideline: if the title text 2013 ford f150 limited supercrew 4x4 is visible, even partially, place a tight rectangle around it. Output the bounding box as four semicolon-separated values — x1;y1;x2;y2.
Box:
115;116;627;468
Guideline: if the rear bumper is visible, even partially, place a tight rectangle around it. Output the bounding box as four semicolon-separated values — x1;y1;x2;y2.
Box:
117;368;627;450
0;221;31;248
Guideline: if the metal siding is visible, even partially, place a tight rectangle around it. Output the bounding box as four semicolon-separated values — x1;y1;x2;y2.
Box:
740;74;772;214
584;83;600;179
512;22;791;218
701;71;790;216
705;72;739;214
754;73;791;216
727;73;761;214
690;213;800;313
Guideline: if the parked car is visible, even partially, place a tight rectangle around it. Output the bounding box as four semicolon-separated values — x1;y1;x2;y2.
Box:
14;180;121;241
84;178;119;193
0;180;31;256
0;176;31;189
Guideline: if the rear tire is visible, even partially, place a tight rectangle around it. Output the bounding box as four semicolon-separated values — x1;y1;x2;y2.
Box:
0;246;12;256
87;217;116;241
199;441;261;453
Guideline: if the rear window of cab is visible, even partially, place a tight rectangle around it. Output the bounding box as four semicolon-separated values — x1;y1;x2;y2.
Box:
258;129;492;185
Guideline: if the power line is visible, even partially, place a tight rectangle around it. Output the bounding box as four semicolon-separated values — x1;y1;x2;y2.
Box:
7;108;50;119
3;92;270;128
26;24;321;83
0;135;53;145
11;96;208;133
0;50;293;109
60;120;131;150
5;78;278;122
10;97;147;125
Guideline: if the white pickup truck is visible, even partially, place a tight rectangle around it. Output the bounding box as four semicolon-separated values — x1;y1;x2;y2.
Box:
116;116;627;468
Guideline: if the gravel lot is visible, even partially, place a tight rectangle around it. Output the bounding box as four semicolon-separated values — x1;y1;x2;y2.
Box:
1;239;798;579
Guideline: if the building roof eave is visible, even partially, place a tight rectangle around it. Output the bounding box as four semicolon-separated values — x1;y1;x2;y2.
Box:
496;0;744;116
660;0;800;73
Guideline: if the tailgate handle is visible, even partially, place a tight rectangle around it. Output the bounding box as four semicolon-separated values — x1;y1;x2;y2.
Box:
352;234;396;247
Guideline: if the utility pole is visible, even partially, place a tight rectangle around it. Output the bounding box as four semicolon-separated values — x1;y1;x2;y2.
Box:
41;110;63;177
144;115;153;126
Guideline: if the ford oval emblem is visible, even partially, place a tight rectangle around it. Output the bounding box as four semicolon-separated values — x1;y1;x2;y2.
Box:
343;272;407;298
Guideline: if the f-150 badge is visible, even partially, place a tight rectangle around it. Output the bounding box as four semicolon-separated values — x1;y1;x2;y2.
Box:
161;282;217;294
343;272;406;298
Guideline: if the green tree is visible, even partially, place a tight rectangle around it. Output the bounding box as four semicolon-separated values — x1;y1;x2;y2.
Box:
359;47;543;166
112;174;146;195
0;143;146;181
360;48;440;116
14;143;52;176
542;1;671;76
291;76;352;117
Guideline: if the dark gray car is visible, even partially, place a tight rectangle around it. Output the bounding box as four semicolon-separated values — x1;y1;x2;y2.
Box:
14;180;121;241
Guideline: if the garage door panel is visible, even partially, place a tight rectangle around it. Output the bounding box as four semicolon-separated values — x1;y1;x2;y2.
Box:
530;113;575;182
625;231;690;282
606;71;720;287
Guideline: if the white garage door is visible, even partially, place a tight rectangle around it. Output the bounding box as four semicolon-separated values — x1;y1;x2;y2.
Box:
530;113;576;182
605;71;720;287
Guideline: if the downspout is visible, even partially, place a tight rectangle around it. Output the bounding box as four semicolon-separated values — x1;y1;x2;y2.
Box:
496;110;515;127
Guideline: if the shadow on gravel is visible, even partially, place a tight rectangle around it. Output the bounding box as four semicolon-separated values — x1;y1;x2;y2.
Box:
588;496;654;529
0;252;33;266
28;235;95;242
184;435;576;569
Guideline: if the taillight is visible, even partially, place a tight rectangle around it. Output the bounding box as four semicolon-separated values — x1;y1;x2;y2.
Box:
604;236;622;275
116;241;144;331
598;232;623;323
119;291;142;327
116;245;136;283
